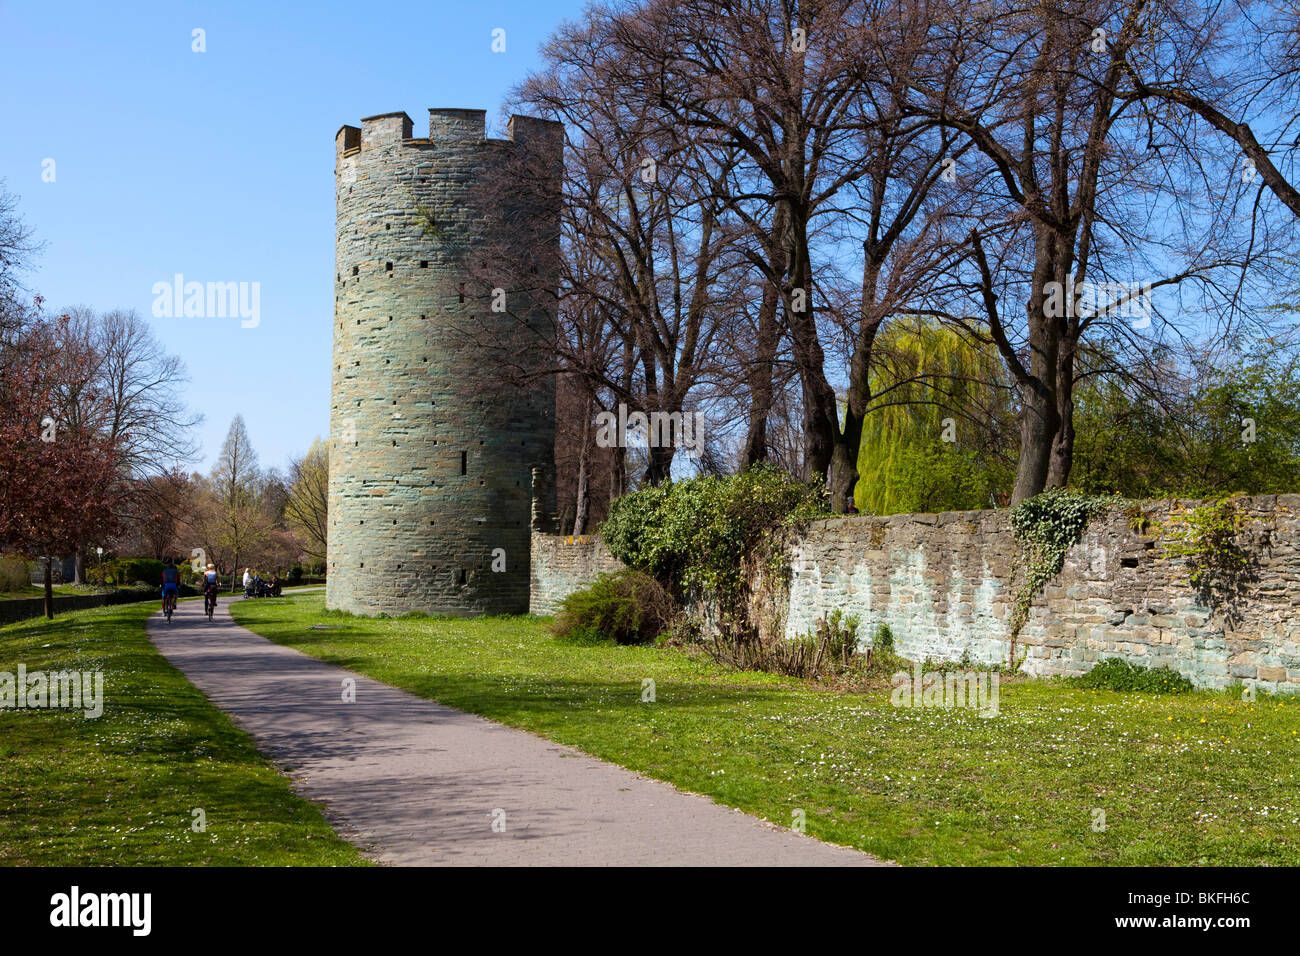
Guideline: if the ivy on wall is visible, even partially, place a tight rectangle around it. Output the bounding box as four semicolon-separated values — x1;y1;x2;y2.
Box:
1007;489;1117;644
1161;496;1260;616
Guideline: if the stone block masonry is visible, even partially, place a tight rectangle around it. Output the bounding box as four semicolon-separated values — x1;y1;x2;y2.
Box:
530;534;624;616
532;495;1300;692
328;108;562;616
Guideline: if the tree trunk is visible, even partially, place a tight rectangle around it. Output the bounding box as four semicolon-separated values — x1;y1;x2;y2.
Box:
1046;354;1076;489
1012;379;1059;504
43;556;54;620
740;280;780;470
642;441;675;487
573;402;591;536
1011;231;1065;505
610;445;626;502
828;442;861;514
741;207;790;471
783;207;838;496
74;548;84;585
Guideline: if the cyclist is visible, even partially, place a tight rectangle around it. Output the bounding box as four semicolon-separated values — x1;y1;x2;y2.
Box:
160;558;180;614
202;563;219;616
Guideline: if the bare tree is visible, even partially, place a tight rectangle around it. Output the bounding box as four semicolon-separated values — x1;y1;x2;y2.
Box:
601;0;963;508
0;182;41;342
900;0;1296;500
284;438;329;563
517;12;750;486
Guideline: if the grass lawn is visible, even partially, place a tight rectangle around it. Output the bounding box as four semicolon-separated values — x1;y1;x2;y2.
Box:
0;601;365;865
233;592;1300;866
0;585;84;601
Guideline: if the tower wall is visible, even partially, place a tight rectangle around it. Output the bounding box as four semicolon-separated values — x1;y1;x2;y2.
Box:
327;108;561;616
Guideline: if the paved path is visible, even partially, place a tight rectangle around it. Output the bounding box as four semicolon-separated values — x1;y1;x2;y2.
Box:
146;595;886;866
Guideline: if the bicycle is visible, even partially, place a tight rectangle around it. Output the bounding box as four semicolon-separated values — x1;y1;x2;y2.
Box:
163;590;176;623
204;587;217;621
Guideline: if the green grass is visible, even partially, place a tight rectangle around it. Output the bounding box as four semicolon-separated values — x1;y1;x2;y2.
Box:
0;585;84;600
233;593;1300;866
0;602;365;865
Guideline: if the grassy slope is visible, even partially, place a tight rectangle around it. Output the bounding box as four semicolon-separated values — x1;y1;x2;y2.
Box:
0;585;82;600
233;593;1300;866
0;601;364;865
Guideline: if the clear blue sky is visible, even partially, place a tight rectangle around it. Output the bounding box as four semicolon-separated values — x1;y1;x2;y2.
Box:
0;0;588;474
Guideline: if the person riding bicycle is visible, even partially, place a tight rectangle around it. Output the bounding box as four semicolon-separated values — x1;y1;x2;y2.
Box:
202;563;219;613
160;558;180;612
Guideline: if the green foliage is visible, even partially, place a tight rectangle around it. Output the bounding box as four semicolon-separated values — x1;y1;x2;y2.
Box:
600;464;828;614
119;557;164;587
856;318;1016;514
1074;658;1194;694
1072;343;1300;498
0;554;31;592
88;558;123;586
1009;489;1116;638
1125;504;1152;535
1162;497;1256;605
873;623;895;655
551;569;677;645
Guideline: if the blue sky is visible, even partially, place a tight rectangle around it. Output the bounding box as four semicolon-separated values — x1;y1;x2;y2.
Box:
0;0;588;474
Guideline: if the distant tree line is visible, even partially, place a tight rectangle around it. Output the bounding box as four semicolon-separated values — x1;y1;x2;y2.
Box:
0;181;328;612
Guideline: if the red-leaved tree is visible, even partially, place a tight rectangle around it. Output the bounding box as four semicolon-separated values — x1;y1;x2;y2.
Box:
0;312;122;617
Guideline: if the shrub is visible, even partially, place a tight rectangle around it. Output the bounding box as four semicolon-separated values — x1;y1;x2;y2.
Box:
0;554;32;592
551;570;677;645
1075;657;1194;694
119;558;165;586
600;464;828;625
705;609;864;680
873;623;895;655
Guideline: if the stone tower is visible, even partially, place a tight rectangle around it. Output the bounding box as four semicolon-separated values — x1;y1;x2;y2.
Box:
327;108;561;616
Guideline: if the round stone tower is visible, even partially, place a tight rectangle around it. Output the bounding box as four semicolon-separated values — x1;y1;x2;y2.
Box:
328;108;561;616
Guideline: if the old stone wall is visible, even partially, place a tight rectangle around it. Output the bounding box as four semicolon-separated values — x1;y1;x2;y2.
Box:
529;533;624;616
328;108;561;616
530;496;1300;692
783;496;1300;692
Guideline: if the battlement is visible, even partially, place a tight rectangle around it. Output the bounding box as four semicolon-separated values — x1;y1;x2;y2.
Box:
335;107;562;164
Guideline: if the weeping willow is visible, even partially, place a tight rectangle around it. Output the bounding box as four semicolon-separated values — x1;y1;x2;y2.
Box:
854;317;1015;514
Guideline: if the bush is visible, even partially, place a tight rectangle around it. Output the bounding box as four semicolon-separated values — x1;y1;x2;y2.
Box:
90;558;127;586
0;554;32;592
1075;658;1194;694
119;558;165;586
551;570;677;645
600;464;827;619
873;623;895;655
705;609;865;680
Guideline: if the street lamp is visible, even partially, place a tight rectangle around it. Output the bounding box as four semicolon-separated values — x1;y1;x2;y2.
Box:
96;547;103;585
